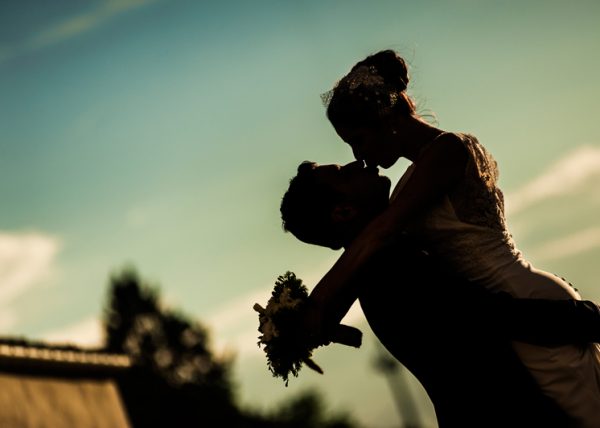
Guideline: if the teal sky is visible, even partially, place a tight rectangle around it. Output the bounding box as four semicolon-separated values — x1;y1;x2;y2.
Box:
2;1;600;426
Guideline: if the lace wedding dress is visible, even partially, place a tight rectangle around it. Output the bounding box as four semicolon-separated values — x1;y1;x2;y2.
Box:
392;132;600;427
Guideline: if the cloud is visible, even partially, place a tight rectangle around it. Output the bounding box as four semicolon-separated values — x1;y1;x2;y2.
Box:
206;260;366;361
0;310;18;331
0;231;61;306
0;0;158;65
505;145;600;215
530;226;600;262
206;288;271;333
205;287;273;359
40;316;104;348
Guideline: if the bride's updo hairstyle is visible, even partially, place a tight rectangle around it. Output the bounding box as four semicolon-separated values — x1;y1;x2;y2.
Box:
324;50;416;129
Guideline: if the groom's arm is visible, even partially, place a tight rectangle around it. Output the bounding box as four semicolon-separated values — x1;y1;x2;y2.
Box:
306;235;600;348
465;287;600;346
365;240;600;347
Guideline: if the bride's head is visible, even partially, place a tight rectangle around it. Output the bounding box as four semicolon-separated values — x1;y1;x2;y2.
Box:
324;50;419;168
325;50;415;126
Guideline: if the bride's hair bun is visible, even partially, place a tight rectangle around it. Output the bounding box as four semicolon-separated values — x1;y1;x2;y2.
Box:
324;49;416;128
356;50;409;93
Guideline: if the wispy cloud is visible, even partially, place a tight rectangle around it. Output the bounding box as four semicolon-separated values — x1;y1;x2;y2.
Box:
206;287;277;359
530;226;600;262
40;316;104;348
0;231;60;333
0;231;61;305
0;310;17;331
506;145;600;215
206;288;271;334
206;257;366;360
0;0;158;64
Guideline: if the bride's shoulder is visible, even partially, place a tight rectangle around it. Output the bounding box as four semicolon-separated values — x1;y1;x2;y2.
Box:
436;132;491;159
448;132;500;180
427;131;499;178
424;131;469;163
438;131;478;145
415;132;470;181
429;131;471;148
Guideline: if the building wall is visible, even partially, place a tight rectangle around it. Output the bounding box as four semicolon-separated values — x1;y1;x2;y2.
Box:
0;373;131;428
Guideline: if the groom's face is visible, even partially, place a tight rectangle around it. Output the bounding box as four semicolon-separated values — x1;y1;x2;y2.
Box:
312;160;391;221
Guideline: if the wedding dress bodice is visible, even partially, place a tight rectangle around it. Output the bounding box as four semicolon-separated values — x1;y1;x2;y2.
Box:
392;133;574;299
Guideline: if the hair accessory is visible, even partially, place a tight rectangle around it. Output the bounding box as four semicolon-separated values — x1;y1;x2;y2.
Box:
320;64;404;111
344;65;385;91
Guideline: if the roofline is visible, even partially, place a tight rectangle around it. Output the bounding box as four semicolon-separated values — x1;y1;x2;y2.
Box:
0;344;131;378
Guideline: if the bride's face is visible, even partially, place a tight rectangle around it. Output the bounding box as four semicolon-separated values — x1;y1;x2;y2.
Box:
334;124;399;169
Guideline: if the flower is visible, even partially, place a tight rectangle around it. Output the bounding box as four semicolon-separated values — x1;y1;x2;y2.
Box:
253;271;322;386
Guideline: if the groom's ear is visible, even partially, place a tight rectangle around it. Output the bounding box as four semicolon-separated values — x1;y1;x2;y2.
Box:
331;203;358;224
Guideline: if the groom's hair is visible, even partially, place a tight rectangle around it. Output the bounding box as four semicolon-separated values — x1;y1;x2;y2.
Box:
280;161;345;250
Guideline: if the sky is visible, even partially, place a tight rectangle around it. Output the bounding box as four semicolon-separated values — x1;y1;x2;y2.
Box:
1;1;600;426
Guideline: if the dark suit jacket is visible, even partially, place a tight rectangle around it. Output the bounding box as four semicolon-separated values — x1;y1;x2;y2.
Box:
357;240;589;427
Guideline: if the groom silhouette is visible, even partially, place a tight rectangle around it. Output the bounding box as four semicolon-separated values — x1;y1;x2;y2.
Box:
280;161;600;427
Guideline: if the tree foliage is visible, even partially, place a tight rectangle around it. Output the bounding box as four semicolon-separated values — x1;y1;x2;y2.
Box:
102;266;359;428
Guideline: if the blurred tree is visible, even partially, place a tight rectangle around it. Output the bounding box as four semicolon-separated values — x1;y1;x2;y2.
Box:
103;267;360;428
104;267;238;426
267;390;358;428
242;389;358;428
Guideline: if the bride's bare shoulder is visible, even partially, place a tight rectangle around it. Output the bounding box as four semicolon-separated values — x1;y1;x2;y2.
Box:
421;131;469;167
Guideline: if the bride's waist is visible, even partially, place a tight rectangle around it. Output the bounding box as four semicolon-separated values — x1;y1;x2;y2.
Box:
422;233;529;288
423;229;519;266
428;242;578;299
440;248;525;286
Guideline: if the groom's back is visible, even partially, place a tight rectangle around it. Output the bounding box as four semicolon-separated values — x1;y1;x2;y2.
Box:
357;240;569;427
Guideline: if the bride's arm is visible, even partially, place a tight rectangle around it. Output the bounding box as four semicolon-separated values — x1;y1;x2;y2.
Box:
309;134;468;332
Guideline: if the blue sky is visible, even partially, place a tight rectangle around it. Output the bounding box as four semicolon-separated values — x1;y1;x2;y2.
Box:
1;1;600;426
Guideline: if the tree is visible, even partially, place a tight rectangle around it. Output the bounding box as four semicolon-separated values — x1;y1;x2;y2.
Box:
103;267;239;427
103;267;361;428
265;390;358;428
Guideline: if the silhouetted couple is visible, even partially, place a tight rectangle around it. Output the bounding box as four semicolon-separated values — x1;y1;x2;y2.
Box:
279;50;600;427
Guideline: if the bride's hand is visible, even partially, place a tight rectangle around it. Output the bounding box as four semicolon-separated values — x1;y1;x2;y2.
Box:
300;297;331;348
300;297;362;349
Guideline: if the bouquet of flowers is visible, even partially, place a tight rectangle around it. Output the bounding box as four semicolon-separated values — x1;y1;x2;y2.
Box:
253;271;362;386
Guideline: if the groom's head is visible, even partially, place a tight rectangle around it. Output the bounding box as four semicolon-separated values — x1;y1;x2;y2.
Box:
280;161;391;250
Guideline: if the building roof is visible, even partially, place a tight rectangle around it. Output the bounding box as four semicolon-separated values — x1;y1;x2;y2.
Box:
0;338;130;378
